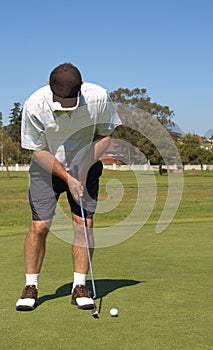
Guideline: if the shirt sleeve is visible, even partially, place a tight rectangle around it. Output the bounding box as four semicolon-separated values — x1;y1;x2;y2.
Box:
96;95;122;136
21;105;47;150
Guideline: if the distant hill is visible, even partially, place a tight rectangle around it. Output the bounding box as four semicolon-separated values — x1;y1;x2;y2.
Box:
204;129;213;139
167;123;185;137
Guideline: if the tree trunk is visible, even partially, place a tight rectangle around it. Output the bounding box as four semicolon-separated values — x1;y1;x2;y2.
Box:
4;160;10;178
201;163;204;177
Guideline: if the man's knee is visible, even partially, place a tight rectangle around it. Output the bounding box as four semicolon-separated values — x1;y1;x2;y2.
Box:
29;220;51;236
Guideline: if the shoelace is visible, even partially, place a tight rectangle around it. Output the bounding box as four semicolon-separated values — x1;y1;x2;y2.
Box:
75;285;89;297
22;285;37;298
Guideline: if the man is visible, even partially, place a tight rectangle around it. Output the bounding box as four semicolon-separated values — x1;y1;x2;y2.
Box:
16;63;121;311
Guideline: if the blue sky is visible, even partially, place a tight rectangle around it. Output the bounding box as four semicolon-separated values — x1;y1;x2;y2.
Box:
0;0;212;136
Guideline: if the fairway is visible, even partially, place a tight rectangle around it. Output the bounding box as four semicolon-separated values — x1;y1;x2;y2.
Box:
0;170;212;350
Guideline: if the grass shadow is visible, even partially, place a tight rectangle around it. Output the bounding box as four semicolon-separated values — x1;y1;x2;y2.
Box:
90;279;143;298
37;279;143;307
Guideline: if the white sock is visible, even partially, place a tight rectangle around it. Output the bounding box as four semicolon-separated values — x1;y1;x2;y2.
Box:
72;272;87;292
25;274;39;289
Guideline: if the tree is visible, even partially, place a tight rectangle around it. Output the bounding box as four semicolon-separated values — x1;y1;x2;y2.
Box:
197;148;212;176
178;134;200;165
110;88;174;127
178;133;213;174
0;112;2;128
0;104;31;165
0;128;21;163
7;102;22;143
110;88;177;171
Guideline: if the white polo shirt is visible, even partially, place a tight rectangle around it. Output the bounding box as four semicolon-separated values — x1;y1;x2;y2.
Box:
21;82;121;171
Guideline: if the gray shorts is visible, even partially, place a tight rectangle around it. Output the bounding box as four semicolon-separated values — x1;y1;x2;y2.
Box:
29;160;103;221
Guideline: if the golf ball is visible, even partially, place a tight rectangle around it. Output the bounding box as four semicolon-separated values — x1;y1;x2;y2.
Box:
110;308;118;317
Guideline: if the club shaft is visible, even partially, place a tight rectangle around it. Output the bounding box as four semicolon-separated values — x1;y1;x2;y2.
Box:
79;196;97;299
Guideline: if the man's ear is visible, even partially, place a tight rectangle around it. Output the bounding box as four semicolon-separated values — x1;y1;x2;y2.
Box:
48;80;50;85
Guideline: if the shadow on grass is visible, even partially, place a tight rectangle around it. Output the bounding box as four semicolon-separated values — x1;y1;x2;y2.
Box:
37;279;143;307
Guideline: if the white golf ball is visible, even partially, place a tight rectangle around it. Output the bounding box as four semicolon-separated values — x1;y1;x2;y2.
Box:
110;308;118;317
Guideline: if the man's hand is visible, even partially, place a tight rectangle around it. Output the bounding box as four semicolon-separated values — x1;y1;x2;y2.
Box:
67;174;84;201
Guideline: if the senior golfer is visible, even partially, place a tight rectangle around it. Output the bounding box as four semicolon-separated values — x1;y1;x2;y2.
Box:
16;62;121;311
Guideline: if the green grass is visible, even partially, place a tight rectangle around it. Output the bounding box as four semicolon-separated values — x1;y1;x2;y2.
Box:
0;171;213;349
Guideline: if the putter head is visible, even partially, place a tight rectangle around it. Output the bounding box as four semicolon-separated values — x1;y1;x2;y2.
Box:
92;296;98;318
92;307;99;318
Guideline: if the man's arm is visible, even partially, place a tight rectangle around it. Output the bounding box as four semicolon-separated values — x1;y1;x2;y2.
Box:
33;150;83;200
78;135;111;185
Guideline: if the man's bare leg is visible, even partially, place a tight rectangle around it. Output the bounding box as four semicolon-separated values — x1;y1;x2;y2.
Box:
24;220;51;274
16;219;51;311
72;213;94;274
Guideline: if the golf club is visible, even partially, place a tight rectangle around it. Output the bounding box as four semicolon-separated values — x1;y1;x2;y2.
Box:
79;195;99;317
